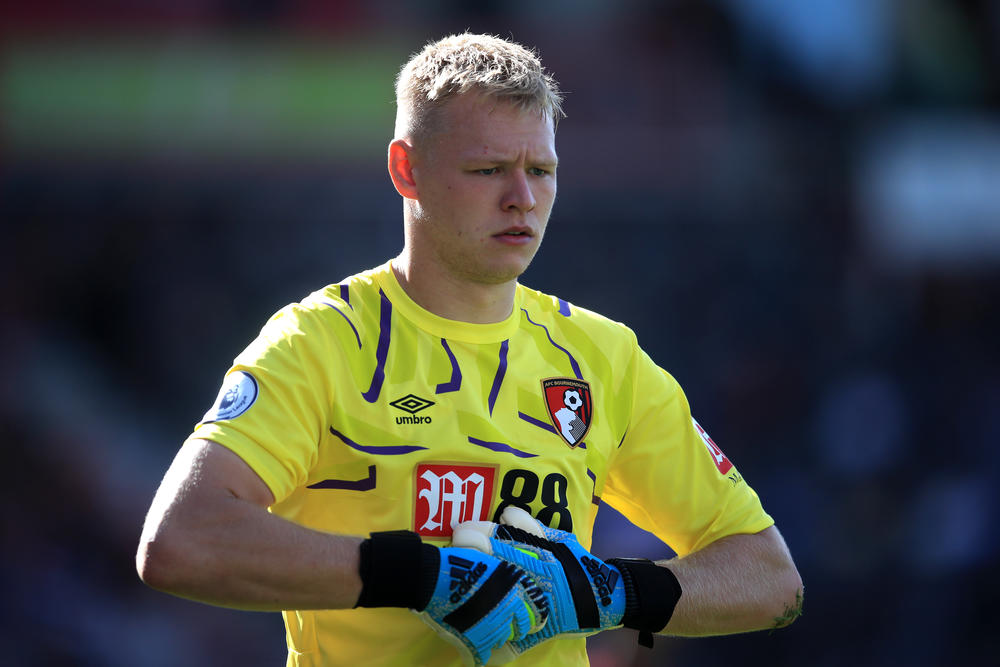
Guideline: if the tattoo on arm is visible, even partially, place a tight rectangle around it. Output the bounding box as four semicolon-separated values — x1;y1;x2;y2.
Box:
772;589;804;630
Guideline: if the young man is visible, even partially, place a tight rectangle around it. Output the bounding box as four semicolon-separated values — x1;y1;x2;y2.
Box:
137;33;802;666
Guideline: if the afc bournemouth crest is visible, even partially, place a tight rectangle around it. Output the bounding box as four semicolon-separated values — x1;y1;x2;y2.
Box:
541;378;593;448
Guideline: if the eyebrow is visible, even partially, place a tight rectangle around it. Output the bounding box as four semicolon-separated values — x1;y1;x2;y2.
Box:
462;151;558;166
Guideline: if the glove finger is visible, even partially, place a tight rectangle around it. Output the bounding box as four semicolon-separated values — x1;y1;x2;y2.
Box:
510;595;533;641
498;506;546;536
452;521;499;554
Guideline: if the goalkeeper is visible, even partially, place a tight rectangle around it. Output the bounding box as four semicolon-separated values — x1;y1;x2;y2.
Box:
136;32;802;666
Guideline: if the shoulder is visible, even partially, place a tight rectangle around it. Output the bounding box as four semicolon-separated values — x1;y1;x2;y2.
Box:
254;265;388;351
517;284;638;348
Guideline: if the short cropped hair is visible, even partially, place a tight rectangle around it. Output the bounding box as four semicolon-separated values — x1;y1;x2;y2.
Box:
394;33;565;142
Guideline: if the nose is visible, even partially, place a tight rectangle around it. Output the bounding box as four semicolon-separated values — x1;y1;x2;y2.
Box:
501;170;536;213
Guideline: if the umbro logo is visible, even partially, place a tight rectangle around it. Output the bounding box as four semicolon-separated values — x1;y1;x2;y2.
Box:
447;554;487;604
390;394;434;425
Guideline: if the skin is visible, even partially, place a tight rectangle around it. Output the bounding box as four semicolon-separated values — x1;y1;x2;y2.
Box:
136;90;802;635
388;92;558;323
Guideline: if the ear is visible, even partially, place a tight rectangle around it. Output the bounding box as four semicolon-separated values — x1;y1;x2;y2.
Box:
387;139;419;200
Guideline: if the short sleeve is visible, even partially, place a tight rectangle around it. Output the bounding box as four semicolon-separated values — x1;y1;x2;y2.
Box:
603;346;774;556
186;303;336;504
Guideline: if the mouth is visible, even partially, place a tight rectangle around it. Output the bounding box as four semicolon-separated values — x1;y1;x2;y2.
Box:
494;226;534;238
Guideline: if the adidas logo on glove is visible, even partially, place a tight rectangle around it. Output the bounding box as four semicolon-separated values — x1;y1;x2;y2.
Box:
581;555;619;607
447;554;487;604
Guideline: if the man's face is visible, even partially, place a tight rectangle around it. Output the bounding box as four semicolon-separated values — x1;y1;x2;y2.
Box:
407;92;558;286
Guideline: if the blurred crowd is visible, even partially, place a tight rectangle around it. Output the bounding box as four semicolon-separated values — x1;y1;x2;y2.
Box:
2;1;999;665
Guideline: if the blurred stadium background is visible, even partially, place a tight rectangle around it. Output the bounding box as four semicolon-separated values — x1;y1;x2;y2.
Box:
2;1;998;665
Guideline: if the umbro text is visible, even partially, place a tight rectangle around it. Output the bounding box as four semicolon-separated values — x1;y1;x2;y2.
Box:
396;415;432;425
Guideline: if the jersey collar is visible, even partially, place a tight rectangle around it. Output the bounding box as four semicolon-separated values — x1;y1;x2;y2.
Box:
374;262;523;344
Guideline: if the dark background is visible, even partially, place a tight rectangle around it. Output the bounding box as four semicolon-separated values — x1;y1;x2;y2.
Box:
3;1;999;665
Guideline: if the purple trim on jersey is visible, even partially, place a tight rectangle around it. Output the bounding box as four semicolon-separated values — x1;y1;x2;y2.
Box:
487;340;509;416
518;411;557;434
617;431;626;448
587;468;601;505
558;299;571;316
435;338;462;394
361;290;392;403
521;308;582;380
517;411;586;448
339;283;352;308
307;465;376;491
330;426;426;455
467;436;537;459
321;301;362;349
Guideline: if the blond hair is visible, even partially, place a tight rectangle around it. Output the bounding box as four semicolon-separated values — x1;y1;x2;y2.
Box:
394;33;565;142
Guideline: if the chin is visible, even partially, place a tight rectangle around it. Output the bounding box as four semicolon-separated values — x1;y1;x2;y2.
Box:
467;263;529;285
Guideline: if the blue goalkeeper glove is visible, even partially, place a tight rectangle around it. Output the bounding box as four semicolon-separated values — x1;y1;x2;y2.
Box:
452;507;681;661
355;529;549;666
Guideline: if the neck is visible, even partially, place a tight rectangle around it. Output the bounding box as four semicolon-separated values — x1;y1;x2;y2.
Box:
391;253;517;324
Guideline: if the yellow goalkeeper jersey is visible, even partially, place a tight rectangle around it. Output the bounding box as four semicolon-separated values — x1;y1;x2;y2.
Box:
188;261;774;667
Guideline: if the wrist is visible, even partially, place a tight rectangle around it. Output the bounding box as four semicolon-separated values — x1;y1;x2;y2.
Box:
355;530;439;610
606;557;682;648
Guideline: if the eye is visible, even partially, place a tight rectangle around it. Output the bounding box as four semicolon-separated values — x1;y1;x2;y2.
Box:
477;167;499;175
528;167;550;177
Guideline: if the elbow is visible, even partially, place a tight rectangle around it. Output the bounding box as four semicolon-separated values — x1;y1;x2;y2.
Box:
136;535;176;592
136;528;198;594
771;564;804;629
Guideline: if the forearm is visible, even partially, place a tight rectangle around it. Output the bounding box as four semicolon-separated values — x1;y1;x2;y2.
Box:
138;493;363;611
136;439;363;611
658;526;803;636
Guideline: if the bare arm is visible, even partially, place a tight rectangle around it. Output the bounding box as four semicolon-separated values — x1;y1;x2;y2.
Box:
660;526;803;636
136;438;362;611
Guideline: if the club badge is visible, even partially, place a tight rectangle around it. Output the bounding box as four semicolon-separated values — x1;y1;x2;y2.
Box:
541;378;593;448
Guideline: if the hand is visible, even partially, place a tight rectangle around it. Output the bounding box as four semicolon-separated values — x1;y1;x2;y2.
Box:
452;507;624;659
355;530;549;667
452;508;681;661
418;545;550;666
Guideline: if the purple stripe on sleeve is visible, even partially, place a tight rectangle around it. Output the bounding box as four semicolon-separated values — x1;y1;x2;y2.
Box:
330;426;426;455
321;302;362;349
339;284;352;308
307;465;376;491
467;436;537;459
435;338;462;394
521;309;582;380
558;298;571;316
487;339;509;416
361;289;392;403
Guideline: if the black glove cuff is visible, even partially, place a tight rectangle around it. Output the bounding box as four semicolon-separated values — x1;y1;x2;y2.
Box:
607;557;682;648
355;530;439;611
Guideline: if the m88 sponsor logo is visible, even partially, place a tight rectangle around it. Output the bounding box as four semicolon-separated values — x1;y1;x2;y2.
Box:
414;463;576;538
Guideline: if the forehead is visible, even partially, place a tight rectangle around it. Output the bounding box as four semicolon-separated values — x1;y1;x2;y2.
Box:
431;92;556;160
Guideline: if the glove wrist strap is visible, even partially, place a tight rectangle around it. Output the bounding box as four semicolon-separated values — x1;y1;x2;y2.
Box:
607;557;682;648
355;530;439;611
